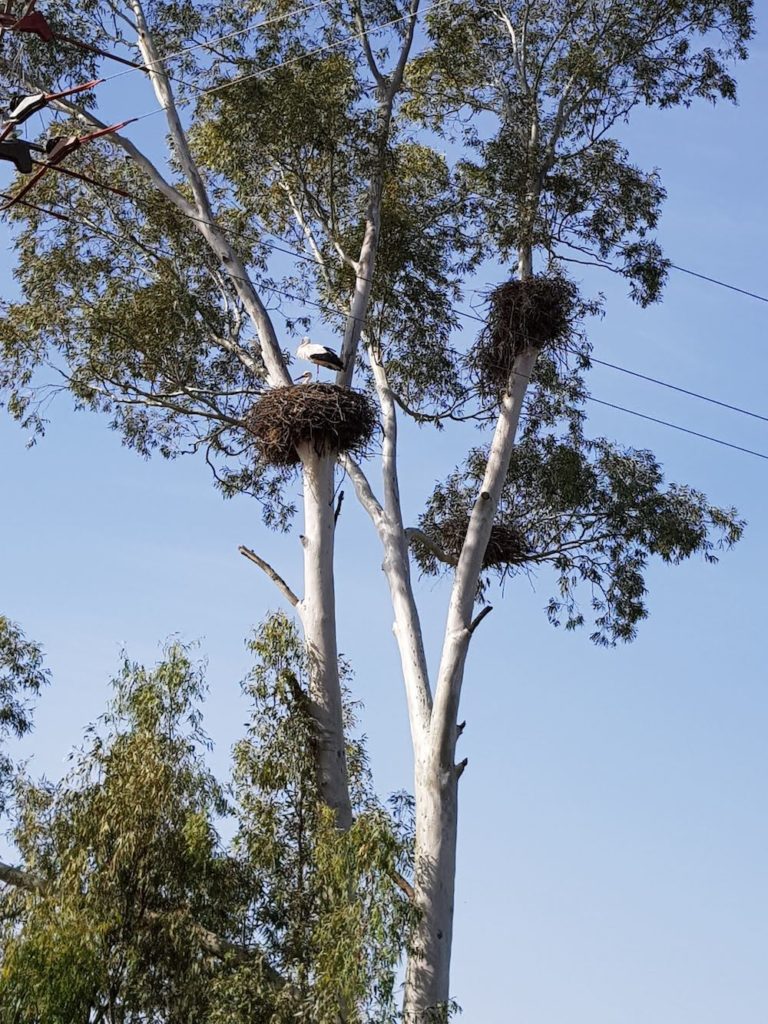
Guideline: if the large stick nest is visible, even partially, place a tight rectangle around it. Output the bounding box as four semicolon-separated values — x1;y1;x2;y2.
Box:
417;515;529;572
448;517;527;568
469;274;578;398
246;383;377;467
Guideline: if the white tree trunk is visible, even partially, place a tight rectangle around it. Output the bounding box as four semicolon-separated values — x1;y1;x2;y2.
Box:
404;748;460;1022
347;337;538;1016
296;446;352;830
402;343;538;1018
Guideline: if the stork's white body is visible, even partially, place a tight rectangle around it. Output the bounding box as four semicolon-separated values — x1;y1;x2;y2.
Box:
297;337;345;374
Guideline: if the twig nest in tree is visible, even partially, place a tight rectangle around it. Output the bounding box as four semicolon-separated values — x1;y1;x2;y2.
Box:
469;274;578;398
481;523;529;568
418;516;528;572
246;383;377;467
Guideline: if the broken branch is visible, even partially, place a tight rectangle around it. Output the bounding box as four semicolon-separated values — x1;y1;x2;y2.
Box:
239;545;299;607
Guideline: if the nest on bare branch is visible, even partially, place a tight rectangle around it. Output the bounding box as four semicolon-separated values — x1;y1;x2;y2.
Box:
469;275;578;398
246;383;377;467
418;515;529;572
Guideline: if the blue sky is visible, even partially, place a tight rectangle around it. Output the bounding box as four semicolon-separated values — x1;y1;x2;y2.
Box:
2;11;768;1023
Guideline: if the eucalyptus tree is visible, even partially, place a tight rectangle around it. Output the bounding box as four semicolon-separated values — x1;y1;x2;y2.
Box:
354;3;752;1014
0;616;47;818
0;615;411;1022
0;0;753;1019
0;0;428;834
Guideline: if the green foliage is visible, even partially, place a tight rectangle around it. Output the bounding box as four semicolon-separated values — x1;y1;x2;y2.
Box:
219;612;413;1022
0;616;47;743
0;6;754;1014
196;69;473;411
0;137;304;521
410;0;752;301
1;643;237;1023
415;433;744;645
0;617;47;813
0;0;754;495
0;616;413;1022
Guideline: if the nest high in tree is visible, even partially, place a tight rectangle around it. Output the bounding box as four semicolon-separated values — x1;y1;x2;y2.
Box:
413;515;529;576
470;274;578;399
246;383;377;467
446;516;527;568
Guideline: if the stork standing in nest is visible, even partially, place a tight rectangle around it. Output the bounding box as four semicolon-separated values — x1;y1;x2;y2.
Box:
297;337;346;378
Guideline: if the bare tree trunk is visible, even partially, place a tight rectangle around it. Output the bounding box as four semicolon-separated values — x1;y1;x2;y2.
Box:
296;446;352;829
129;2;350;826
404;748;460;1022
401;217;539;1010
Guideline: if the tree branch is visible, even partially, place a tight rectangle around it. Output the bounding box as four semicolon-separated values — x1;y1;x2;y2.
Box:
431;347;538;764
130;0;215;218
169;913;285;984
405;528;458;567
337;0;422;386
468;605;493;634
127;0;290;387
281;175;356;282
389;0;422;99
363;351;433;738
351;0;386;89
338;454;385;526
0;860;42;891
392;869;415;902
49;97;196;217
238;546;299;607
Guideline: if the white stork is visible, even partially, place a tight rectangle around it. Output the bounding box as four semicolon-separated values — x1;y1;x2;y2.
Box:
297;337;346;376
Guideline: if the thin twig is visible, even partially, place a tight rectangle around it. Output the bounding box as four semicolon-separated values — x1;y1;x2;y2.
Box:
0;860;42;891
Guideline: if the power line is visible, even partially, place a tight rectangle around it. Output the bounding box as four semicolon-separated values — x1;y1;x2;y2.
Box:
245;279;768;461
10;3;768;340
3;0;439;138
7;0;768;333
257;238;768;428
98;0;330;88
86;0;447;128
9;192;768;464
585;356;768;425
16;182;768;441
669;263;768;304
4;10;768;457
588;398;768;461
203;1;444;96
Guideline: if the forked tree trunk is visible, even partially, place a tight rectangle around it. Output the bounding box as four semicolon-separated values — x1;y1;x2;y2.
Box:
403;340;538;1020
297;446;352;830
